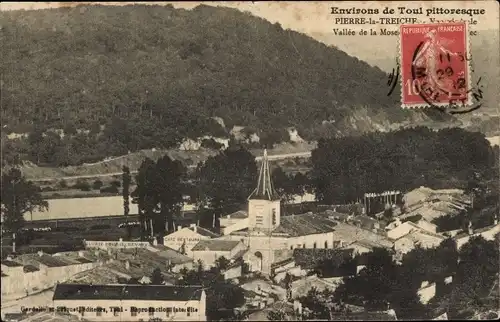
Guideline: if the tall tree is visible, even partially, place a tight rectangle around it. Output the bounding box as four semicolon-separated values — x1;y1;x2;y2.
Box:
131;158;157;240
291;172;309;198
197;146;257;227
122;165;132;238
272;166;294;203
153;156;186;235
333;247;426;318
449;236;499;318
1;168;48;233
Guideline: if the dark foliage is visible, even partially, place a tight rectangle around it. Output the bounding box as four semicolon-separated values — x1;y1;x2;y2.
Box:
99;185;119;194
312;127;496;204
330;237;498;320
122;166;132;237
92;180;104;190
72;180;91;191
1;168;49;232
177;261;245;321
131;156;186;239
150;267;164;285
196;146;257;226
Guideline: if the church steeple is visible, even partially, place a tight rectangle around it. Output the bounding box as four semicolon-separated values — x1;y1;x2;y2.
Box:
249;149;279;201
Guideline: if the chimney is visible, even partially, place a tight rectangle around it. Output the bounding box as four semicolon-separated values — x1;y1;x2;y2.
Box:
12;232;16;253
78;251;84;258
420;280;429;288
468;221;473;235
177;225;182;231
153;238;158;246
125;260;130;270
37;250;44;257
119;238;123;242
495;215;498;225
190;223;197;233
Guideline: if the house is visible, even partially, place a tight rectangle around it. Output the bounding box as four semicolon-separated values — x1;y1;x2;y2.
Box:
222;260;244;280
69;247;192;286
52;284;206;321
386;220;427;240
1;251;102;300
191;240;247;268
345;239;391;255
417;280;436;304
163;224;220;256
453;223;500;249
414;218;438;233
394;230;445;255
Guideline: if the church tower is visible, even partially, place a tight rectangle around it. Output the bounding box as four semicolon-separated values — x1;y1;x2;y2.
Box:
248;149;281;231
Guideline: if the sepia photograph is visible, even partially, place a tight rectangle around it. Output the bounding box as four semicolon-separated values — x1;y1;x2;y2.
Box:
1;1;499;321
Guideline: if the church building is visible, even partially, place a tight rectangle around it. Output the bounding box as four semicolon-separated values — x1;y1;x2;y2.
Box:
217;150;393;275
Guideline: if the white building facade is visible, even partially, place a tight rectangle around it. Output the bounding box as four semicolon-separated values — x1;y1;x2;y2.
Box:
52;284;206;321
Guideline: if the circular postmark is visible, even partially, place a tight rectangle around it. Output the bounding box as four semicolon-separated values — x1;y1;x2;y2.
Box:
410;36;483;114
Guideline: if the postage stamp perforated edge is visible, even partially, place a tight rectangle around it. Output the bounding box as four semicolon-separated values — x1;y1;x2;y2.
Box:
398;22;473;110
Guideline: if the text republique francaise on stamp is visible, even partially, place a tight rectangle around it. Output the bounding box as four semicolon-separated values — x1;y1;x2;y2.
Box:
399;22;471;110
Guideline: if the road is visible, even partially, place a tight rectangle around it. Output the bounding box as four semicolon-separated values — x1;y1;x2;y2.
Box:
30;151;312;182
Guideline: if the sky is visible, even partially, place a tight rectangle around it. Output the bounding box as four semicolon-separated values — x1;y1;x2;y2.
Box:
1;1;498;72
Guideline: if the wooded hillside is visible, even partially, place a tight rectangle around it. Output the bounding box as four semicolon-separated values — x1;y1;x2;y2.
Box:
1;4;453;166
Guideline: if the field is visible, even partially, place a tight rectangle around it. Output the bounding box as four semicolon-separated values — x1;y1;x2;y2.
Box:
21;142;316;182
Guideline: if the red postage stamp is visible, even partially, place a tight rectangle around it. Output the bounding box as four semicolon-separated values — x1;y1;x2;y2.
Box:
399;22;471;109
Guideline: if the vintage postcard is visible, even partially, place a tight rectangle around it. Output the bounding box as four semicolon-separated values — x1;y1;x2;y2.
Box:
1;1;499;321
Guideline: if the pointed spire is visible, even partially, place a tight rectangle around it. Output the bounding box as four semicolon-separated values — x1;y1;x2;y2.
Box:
248;149;279;200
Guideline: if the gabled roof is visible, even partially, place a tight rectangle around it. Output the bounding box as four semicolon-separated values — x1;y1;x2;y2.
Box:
349;239;390;250
75;257;94;264
224;210;248;219
17;254;73;268
191;239;241;252
1;260;23;267
395;230;445;246
188;226;220;238
53;284;204;301
248;149;279;201
273;213;338;237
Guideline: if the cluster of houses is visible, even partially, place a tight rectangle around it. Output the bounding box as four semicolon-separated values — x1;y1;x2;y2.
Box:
2;150;499;321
